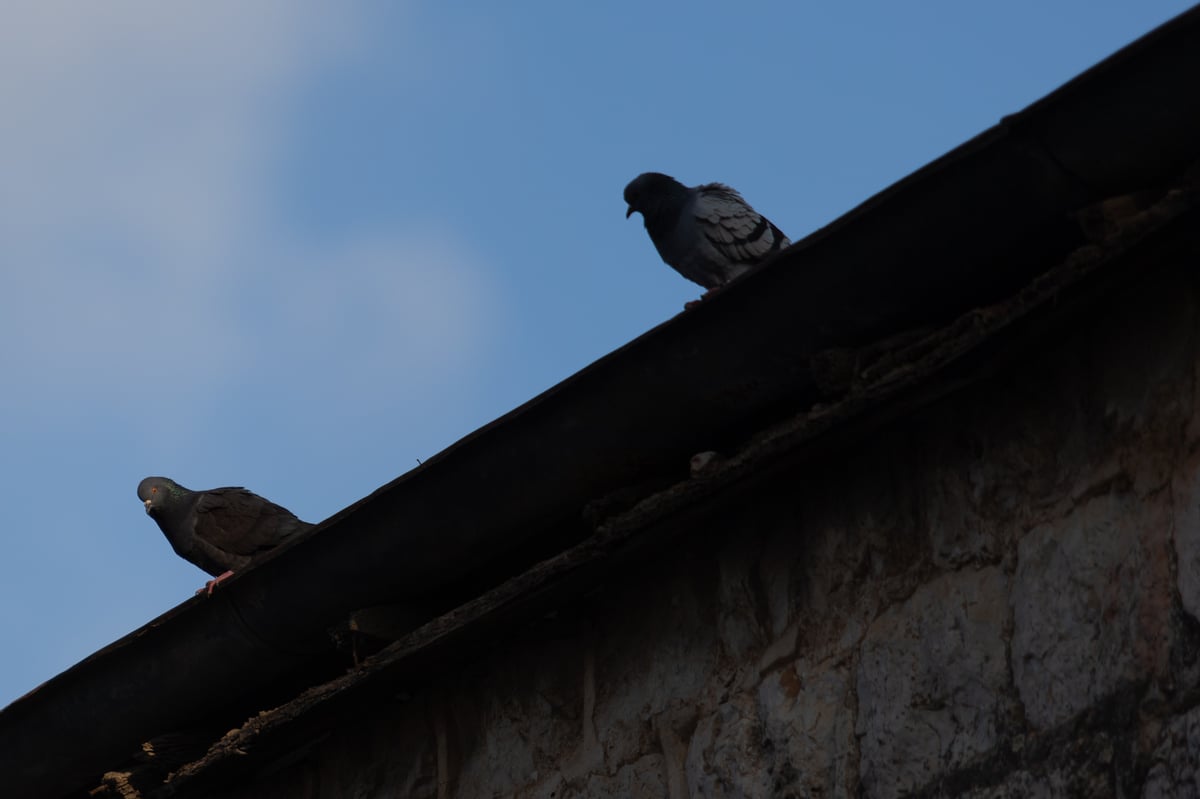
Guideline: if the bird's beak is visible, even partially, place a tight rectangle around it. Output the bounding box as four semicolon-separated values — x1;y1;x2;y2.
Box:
625;206;634;219
143;499;152;513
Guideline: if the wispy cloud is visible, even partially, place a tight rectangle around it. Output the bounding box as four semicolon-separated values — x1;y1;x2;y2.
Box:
0;2;495;426
250;229;499;410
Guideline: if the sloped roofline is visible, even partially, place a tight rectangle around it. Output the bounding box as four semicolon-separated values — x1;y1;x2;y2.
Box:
4;6;1200;796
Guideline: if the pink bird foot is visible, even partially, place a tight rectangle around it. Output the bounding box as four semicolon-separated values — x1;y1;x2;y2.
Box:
196;570;235;596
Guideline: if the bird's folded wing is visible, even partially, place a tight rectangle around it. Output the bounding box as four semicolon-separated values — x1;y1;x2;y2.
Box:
693;184;788;264
194;487;300;556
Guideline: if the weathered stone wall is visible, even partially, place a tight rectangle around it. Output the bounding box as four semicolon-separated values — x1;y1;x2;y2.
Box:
233;261;1200;798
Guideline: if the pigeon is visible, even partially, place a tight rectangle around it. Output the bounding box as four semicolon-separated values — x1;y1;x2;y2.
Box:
137;476;314;595
624;172;790;297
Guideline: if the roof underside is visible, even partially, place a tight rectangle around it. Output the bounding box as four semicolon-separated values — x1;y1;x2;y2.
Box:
5;6;1200;798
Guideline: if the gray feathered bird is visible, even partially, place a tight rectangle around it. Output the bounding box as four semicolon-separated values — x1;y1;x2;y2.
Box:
137;476;314;594
624;172;790;294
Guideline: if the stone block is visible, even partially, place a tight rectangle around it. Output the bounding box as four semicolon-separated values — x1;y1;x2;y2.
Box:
758;659;855;798
1011;492;1171;730
856;566;1013;799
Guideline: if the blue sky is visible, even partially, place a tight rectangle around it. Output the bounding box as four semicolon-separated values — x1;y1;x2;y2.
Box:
0;1;1191;707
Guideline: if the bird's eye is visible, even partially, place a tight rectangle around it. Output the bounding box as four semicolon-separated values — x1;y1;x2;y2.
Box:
151;487;158;494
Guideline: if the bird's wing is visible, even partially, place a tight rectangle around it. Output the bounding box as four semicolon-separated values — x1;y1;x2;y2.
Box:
692;183;790;265
192;487;310;557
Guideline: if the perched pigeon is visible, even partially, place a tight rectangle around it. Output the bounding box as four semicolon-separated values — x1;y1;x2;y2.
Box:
137;476;314;595
624;172;790;295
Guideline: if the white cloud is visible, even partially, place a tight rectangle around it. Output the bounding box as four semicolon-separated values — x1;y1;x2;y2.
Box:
0;2;348;242
0;3;496;424
251;229;499;406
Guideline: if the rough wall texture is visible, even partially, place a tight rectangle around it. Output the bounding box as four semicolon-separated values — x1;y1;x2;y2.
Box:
230;260;1200;798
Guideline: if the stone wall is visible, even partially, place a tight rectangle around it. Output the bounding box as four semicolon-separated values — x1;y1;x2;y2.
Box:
231;261;1200;797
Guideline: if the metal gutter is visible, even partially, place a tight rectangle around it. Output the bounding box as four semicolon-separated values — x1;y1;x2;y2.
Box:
4;6;1200;797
